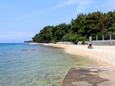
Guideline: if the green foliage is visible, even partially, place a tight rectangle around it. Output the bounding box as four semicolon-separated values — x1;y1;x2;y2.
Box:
32;26;54;43
108;23;115;33
62;33;78;43
32;11;115;43
112;32;115;39
53;23;70;41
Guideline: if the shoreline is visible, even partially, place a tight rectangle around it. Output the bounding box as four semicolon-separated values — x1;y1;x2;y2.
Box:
43;43;115;86
29;43;115;86
42;43;115;67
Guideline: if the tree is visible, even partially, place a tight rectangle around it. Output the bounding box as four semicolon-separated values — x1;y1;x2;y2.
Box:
53;23;70;41
32;10;115;44
33;26;54;43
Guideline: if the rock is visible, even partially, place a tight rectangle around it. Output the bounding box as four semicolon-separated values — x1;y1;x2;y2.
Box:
61;68;109;86
98;81;110;86
72;81;92;86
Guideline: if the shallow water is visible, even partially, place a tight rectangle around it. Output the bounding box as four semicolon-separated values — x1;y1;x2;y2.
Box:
0;43;97;86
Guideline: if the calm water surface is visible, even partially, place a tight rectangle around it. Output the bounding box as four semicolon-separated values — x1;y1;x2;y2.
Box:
0;43;95;86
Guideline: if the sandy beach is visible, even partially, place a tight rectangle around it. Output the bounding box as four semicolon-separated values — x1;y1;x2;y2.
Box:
43;44;115;67
43;44;115;86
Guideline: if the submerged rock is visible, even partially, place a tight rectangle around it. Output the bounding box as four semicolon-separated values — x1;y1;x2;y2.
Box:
61;68;109;86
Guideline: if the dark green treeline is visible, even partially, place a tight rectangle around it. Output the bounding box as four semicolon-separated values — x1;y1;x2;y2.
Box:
32;11;115;43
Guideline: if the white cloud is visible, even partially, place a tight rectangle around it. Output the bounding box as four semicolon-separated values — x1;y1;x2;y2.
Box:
75;0;93;13
53;0;77;8
52;0;93;12
15;0;93;20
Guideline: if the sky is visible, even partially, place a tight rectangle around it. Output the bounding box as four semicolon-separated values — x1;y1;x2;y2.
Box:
0;0;115;43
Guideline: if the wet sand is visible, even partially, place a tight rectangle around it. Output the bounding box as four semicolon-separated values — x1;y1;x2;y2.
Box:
42;44;115;86
43;44;115;67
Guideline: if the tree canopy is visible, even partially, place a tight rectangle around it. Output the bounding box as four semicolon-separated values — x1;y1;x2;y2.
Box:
32;11;115;43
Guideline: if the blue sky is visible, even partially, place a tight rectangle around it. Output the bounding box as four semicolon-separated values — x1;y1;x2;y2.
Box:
0;0;115;43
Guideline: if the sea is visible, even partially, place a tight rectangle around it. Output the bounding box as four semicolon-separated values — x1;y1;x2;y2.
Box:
0;43;95;86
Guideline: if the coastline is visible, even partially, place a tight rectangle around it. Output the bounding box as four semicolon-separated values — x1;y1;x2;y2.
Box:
28;43;115;86
43;43;115;67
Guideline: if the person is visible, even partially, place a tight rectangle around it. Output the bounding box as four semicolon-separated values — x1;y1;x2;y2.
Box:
88;43;93;49
88;36;93;49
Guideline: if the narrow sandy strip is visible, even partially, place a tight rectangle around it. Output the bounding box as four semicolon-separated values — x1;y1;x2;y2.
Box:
43;44;115;67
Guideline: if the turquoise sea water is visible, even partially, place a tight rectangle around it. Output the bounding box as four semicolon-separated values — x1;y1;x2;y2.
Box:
0;43;95;86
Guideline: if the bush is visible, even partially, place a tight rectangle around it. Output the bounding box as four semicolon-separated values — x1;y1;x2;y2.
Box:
62;33;86;44
112;33;115;39
62;33;78;43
